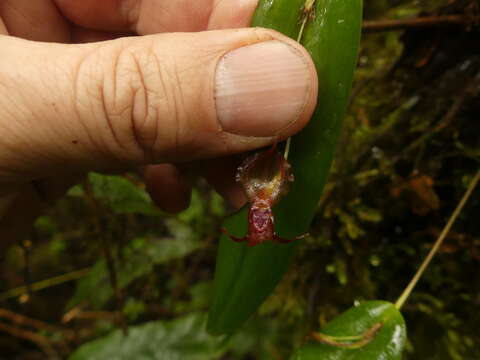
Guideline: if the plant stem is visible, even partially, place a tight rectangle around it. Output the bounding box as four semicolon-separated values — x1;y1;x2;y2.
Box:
83;178;128;335
284;0;315;160
0;321;58;358
363;15;480;32
395;170;480;310
0;268;90;301
310;322;383;349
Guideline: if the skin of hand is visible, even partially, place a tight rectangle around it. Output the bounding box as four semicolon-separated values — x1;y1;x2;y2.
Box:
0;0;318;249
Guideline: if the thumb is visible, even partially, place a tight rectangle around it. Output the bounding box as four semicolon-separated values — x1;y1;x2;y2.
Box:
0;28;317;183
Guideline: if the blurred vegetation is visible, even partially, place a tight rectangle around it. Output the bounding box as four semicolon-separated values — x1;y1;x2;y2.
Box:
1;1;480;359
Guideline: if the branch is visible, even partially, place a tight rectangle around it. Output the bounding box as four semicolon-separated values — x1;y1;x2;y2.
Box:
0;321;58;359
396;170;480;310
0;308;59;332
363;15;480;32
392;77;479;165
0;268;90;301
83;178;128;335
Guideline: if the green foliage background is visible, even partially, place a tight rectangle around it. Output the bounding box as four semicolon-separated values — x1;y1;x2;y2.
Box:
0;1;479;359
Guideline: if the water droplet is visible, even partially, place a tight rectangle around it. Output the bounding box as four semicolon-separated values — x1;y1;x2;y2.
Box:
460;59;472;71
404;95;420;109
370;254;381;267
371;146;383;159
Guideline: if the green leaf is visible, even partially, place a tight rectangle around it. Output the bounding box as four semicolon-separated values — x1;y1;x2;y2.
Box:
174;281;213;314
290;301;406;360
208;0;363;335
67;220;200;309
177;189;204;223
69;313;227;360
123;297;146;322
87;173;161;216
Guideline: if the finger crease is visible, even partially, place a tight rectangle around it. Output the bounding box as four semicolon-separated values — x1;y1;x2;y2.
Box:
129;50;151;162
72;51;98;151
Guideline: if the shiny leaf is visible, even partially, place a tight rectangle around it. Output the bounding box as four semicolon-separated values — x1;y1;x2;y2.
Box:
208;0;363;335
291;301;406;360
69;313;226;360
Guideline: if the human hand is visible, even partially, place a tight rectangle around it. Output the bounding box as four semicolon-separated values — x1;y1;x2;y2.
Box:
0;0;318;245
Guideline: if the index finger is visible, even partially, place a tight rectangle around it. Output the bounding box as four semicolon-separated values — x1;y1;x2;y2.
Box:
54;0;258;34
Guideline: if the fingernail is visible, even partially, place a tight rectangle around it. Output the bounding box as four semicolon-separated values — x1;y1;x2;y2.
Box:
215;40;313;136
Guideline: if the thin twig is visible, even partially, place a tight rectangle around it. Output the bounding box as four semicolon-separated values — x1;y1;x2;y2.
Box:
395;170;480;310
284;0;316;160
0;268;90;301
0;308;74;354
0;320;58;359
63;308;116;323
20;239;33;300
392;78;479;166
363;15;480;32
83;178;128;335
0;308;59;332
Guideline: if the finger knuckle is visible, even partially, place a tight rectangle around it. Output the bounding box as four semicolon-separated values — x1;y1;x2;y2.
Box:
108;40;184;162
74;38;190;164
